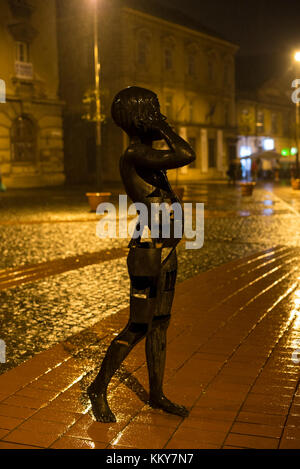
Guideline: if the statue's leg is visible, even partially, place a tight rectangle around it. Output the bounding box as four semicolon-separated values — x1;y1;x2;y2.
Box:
146;250;189;418
88;246;158;423
88;321;148;422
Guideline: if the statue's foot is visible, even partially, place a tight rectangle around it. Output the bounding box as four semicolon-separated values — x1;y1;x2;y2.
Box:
87;386;116;423
149;394;189;418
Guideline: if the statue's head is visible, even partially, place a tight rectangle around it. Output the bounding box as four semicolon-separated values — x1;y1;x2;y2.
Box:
111;86;163;139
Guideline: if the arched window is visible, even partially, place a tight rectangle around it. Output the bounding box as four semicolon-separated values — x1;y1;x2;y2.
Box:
223;57;233;87
224;102;230;126
224;62;230;86
164;47;173;70
11;115;37;163
187;53;196;76
162;36;176;72
207;50;217;83
186;43;198;77
136;29;151;68
137;40;147;66
256;110;265;133
271;112;278;134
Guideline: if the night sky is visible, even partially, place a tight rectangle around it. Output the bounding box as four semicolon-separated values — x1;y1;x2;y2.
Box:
162;0;300;56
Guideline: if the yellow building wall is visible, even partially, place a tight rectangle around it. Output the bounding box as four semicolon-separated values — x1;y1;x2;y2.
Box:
100;6;238;183
0;0;64;188
237;97;295;160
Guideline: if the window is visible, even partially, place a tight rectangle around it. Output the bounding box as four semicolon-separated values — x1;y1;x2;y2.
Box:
11;115;37;163
263;138;274;151
240;108;251;133
271;113;278;135
136;29;151;68
188;99;194;122
208;138;216;168
164;48;173;70
224;103;230;127
165;95;173;119
207;52;216;82
206;102;216;123
224;62;230;86
224;59;232;87
208;58;214;81
240;146;252;157
187;54;196;77
227;140;237;162
256;110;264;133
16;41;29;63
137;40;147;66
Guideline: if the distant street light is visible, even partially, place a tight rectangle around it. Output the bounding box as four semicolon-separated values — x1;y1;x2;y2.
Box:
92;0;102;190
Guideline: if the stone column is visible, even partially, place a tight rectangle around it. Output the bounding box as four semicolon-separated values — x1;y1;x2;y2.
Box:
201;128;208;173
217;129;224;172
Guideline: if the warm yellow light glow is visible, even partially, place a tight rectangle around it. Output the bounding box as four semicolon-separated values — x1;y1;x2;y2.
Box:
295;51;300;62
294;289;300;308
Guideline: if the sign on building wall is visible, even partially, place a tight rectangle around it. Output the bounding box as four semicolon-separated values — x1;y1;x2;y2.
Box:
15;61;33;80
0;79;5;103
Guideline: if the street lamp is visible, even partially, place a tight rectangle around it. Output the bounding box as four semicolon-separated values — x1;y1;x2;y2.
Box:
92;0;102;190
294;51;300;179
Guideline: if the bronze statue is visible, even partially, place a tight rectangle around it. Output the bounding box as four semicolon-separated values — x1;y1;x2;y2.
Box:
88;86;195;422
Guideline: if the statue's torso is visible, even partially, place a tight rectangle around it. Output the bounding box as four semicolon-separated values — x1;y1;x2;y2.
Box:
120;151;183;248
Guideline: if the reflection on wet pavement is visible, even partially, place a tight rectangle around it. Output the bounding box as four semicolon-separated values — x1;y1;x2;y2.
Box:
0;246;299;449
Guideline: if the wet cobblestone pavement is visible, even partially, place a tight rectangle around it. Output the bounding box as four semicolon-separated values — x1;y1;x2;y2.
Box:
0;245;299;449
0;182;299;374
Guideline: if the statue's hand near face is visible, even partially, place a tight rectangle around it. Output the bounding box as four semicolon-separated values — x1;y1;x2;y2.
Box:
137;112;168;136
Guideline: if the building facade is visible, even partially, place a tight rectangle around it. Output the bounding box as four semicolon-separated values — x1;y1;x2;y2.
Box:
57;0;238;185
0;0;64;188
236;57;297;178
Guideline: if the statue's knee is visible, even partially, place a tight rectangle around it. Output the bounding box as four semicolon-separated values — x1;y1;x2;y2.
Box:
115;339;130;346
129;276;158;323
152;314;171;328
129;322;149;336
113;321;148;348
130;275;157;299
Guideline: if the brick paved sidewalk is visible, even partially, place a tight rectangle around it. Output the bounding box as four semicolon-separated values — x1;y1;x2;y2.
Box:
0;246;299;449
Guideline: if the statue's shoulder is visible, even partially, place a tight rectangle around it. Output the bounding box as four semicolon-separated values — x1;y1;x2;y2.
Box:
120;146;136;168
120;146;133;163
126;142;148;158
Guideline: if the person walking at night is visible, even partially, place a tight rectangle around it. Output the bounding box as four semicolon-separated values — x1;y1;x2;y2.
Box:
226;161;236;184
